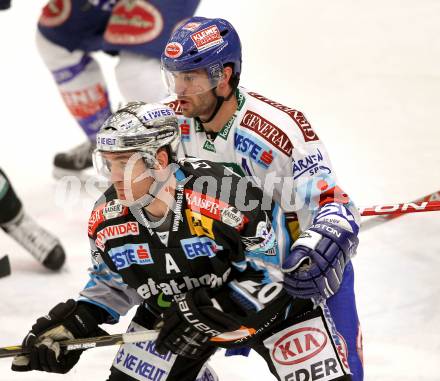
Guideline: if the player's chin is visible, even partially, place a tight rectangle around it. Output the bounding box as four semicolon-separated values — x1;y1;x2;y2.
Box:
117;192;144;208
118;196;136;207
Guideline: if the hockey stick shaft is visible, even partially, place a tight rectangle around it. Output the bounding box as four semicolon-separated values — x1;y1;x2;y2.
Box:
0;326;254;359
360;190;440;231
0;330;159;359
359;200;440;217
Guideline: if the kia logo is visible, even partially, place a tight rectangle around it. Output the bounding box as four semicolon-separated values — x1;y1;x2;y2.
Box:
272;327;327;365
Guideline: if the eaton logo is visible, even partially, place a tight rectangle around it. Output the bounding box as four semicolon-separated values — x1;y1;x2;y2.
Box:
181;237;223;260
109;243;153;270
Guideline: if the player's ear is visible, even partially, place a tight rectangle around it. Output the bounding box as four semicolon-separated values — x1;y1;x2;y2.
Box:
219;66;233;89
156;148;169;169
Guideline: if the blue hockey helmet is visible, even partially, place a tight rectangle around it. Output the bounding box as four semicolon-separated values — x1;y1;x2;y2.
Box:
161;17;242;96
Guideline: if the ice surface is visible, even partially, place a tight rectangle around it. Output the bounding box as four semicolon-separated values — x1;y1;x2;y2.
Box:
0;1;439;380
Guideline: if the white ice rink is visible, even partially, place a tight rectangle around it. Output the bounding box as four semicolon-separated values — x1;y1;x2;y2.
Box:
1;1;440;380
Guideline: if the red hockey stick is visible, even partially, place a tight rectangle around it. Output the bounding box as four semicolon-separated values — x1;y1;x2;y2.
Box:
360;190;440;231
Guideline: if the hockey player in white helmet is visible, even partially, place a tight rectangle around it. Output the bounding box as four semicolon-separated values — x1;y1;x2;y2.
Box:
161;17;363;380
12;102;352;381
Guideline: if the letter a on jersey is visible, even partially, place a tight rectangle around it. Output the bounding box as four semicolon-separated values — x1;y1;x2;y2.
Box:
165;253;181;274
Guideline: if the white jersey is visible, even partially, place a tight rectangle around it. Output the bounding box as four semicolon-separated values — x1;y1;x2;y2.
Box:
165;87;360;264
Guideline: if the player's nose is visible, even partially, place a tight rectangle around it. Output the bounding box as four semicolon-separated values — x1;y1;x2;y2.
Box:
174;79;187;96
110;165;124;183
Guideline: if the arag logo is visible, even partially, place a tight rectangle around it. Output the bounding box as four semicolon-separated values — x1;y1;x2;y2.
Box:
185;209;215;240
272;327;327;365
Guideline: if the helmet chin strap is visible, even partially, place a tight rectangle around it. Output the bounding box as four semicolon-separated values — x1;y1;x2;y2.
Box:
196;87;235;124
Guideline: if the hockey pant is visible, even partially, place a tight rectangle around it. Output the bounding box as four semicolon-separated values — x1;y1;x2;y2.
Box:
326;262;363;381
106;301;352;381
37;0;200;56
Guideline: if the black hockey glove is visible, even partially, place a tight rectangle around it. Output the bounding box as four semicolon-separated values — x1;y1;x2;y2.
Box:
11;299;108;374
155;288;241;359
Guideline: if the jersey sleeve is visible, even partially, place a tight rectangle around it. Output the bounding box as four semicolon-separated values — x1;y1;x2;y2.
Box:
242;92;360;235
288;135;360;234
78;201;143;322
248;104;361;236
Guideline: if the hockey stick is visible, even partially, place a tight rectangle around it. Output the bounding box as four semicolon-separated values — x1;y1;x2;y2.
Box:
360;190;440;231
0;325;254;359
0;330;159;359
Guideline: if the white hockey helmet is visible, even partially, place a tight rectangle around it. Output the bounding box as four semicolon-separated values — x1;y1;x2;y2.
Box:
94;102;179;172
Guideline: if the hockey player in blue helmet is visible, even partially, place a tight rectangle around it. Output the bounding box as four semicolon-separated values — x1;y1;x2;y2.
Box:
161;17;242;123
161;17;364;380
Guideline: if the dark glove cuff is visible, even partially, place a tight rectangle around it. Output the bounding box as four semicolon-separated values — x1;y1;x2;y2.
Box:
62;303;101;338
31;299;102;340
31;299;77;335
76;301;112;325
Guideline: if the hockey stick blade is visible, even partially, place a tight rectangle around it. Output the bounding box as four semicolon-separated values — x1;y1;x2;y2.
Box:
0;255;11;278
0;330;159;359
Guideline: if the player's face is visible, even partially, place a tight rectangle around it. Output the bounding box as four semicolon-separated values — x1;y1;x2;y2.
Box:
102;151;154;204
169;69;218;118
171;69;212;95
178;88;217;119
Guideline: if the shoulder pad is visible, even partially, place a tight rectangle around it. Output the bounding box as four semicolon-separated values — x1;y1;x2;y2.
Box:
88;198;128;237
179;158;226;178
247;91;319;143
